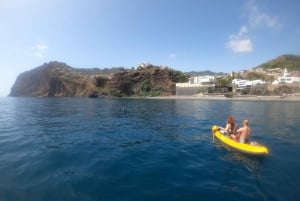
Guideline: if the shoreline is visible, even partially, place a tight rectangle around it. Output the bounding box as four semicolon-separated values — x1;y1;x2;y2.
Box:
3;94;300;101
146;94;300;101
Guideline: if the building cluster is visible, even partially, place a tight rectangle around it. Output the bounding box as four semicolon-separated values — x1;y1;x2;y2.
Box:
176;67;300;95
235;67;300;87
270;68;300;84
249;67;300;77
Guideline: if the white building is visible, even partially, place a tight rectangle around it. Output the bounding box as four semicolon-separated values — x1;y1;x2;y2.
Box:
176;75;215;89
232;79;265;90
272;68;300;84
189;75;215;85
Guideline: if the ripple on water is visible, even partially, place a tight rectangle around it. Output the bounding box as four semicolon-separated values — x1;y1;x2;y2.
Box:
0;98;300;201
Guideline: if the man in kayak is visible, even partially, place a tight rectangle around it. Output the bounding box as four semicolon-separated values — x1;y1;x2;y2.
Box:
235;119;251;144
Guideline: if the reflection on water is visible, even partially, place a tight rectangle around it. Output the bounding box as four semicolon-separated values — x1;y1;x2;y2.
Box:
214;140;265;173
223;151;265;173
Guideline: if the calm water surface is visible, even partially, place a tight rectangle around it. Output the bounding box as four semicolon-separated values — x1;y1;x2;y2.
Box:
0;97;299;201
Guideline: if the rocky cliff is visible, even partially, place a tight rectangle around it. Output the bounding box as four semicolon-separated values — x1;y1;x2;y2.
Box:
9;61;187;97
108;66;185;97
9;62;97;97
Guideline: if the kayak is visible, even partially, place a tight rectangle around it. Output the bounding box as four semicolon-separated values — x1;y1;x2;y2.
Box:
212;125;269;155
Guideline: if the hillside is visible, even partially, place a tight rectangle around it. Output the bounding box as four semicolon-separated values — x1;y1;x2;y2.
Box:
9;62;97;97
108;67;187;97
257;54;300;71
9;61;187;97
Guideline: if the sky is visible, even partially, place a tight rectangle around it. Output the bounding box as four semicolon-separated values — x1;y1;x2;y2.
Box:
1;0;300;96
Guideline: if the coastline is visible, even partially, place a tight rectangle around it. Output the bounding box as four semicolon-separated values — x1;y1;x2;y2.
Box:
146;94;300;101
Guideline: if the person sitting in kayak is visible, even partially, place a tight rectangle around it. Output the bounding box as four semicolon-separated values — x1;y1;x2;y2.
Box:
232;119;251;144
220;115;237;135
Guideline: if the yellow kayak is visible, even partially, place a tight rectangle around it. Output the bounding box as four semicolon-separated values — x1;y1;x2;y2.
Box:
212;125;269;155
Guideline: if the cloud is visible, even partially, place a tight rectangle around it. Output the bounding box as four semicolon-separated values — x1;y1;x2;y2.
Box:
226;26;253;53
36;44;48;51
30;44;48;58
246;0;281;30
226;0;280;53
168;53;176;59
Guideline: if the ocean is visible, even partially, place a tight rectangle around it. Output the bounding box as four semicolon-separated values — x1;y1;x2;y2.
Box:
0;97;299;201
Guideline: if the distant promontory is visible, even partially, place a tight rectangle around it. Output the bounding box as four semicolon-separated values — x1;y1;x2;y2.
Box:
9;61;187;97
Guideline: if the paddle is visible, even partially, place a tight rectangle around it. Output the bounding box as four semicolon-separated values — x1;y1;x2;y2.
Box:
218;126;229;135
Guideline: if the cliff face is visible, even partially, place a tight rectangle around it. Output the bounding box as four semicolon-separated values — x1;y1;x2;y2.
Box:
9;62;186;97
108;67;179;97
9;62;97;97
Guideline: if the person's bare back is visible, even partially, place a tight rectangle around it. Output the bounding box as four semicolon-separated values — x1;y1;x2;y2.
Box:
236;119;251;143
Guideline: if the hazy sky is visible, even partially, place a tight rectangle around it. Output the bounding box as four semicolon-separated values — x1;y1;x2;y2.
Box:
1;0;300;96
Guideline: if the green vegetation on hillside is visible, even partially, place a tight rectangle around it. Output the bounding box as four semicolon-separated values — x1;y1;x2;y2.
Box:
108;66;187;97
258;54;300;71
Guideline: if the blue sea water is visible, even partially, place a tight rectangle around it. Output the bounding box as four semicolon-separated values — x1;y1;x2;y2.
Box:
0;97;300;201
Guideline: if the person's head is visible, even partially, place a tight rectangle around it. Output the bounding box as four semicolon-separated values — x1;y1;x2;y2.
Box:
227;115;234;124
243;119;249;126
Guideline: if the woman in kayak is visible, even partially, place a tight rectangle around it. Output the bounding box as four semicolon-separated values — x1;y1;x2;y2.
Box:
220;115;237;135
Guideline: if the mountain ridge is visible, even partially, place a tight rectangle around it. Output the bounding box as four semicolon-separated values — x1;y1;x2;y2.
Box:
256;54;300;71
9;54;300;97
